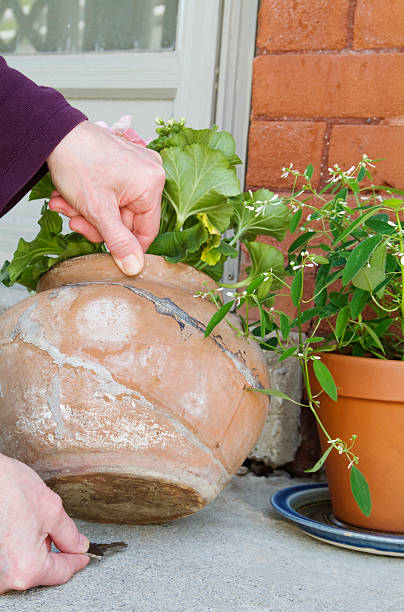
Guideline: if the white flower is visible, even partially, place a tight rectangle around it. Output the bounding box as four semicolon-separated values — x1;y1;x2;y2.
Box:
347;458;356;470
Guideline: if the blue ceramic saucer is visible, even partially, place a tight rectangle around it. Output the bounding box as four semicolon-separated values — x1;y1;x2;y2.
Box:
271;483;404;556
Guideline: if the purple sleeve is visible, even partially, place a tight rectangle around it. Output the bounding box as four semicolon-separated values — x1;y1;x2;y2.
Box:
0;56;87;217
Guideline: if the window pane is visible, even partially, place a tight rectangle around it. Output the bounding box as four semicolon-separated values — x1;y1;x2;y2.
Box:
0;0;178;53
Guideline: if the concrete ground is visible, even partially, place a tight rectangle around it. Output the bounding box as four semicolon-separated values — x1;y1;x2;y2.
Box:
1;472;403;612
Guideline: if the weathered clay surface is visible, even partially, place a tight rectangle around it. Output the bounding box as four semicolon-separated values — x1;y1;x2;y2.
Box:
0;254;269;523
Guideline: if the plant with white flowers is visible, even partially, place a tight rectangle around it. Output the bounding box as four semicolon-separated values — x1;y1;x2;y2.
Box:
205;155;404;516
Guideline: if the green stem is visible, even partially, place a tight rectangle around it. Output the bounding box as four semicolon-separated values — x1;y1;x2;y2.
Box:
395;210;404;327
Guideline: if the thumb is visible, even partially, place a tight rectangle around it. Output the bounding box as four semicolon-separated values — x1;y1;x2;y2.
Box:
93;207;145;276
40;552;90;587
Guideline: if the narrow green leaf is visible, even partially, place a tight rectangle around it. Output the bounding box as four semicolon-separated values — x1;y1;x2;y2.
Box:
278;346;297;361
313;359;337;401
246;274;266;295
357;166;366;183
371;186;404;196
289;208;302;234
258;305;266;337
331;208;378;246
204;301;233;337
335;305;350;340
350;288;369;319
291;306;323;327
363;323;385;353
304;446;333;473
364;218;395;235
311;255;329;265
279;313;290;340
342;235;381;287
288;231;315;253
291;270;303;307
304;163;314;179
350;465;372;517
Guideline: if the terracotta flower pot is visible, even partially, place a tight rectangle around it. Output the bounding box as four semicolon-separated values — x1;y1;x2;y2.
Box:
0;254;269;524
310;352;404;533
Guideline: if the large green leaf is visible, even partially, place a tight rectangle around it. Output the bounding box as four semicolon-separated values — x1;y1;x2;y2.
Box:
230;189;290;242
161;143;240;231
160;127;241;166
244;241;285;295
147;222;207;263
4;208;105;290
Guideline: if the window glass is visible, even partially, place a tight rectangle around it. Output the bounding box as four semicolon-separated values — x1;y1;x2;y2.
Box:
0;0;178;53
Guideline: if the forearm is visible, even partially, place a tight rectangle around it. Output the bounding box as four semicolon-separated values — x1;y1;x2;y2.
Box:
0;56;87;216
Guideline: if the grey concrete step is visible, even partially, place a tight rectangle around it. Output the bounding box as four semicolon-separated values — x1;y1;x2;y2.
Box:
1;473;403;612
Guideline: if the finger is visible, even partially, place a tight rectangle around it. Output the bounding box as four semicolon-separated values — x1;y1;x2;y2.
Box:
132;201;161;252
69;216;104;243
49;195;78;218
39;552;89;587
91;204;145;275
47;504;89;555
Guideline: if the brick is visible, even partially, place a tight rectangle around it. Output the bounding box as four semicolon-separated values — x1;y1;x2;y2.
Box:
329;125;404;189
354;0;404;49
246;121;326;188
257;0;350;51
252;54;404;118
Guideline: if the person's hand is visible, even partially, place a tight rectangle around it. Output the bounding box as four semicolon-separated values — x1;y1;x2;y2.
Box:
46;120;165;276
0;454;89;593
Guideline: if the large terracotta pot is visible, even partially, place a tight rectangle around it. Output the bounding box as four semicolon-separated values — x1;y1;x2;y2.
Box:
0;254;269;524
310;352;404;533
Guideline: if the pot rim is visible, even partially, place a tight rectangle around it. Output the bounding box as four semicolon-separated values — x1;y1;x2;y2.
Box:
313;351;404;402
36;253;217;295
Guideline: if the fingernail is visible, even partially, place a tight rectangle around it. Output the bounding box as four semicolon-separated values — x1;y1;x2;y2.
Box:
80;534;90;552
117;255;142;276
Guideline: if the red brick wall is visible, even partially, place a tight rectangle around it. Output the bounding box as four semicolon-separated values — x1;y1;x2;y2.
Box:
245;0;404;315
247;0;404;200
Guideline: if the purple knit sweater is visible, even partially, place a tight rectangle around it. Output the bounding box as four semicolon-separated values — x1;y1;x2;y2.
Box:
0;56;87;217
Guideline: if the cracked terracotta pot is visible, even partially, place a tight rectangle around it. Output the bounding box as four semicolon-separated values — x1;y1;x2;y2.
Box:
0;254;269;524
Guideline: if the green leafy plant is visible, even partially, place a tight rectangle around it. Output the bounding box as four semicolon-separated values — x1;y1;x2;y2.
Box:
204;155;404;517
1;118;290;294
